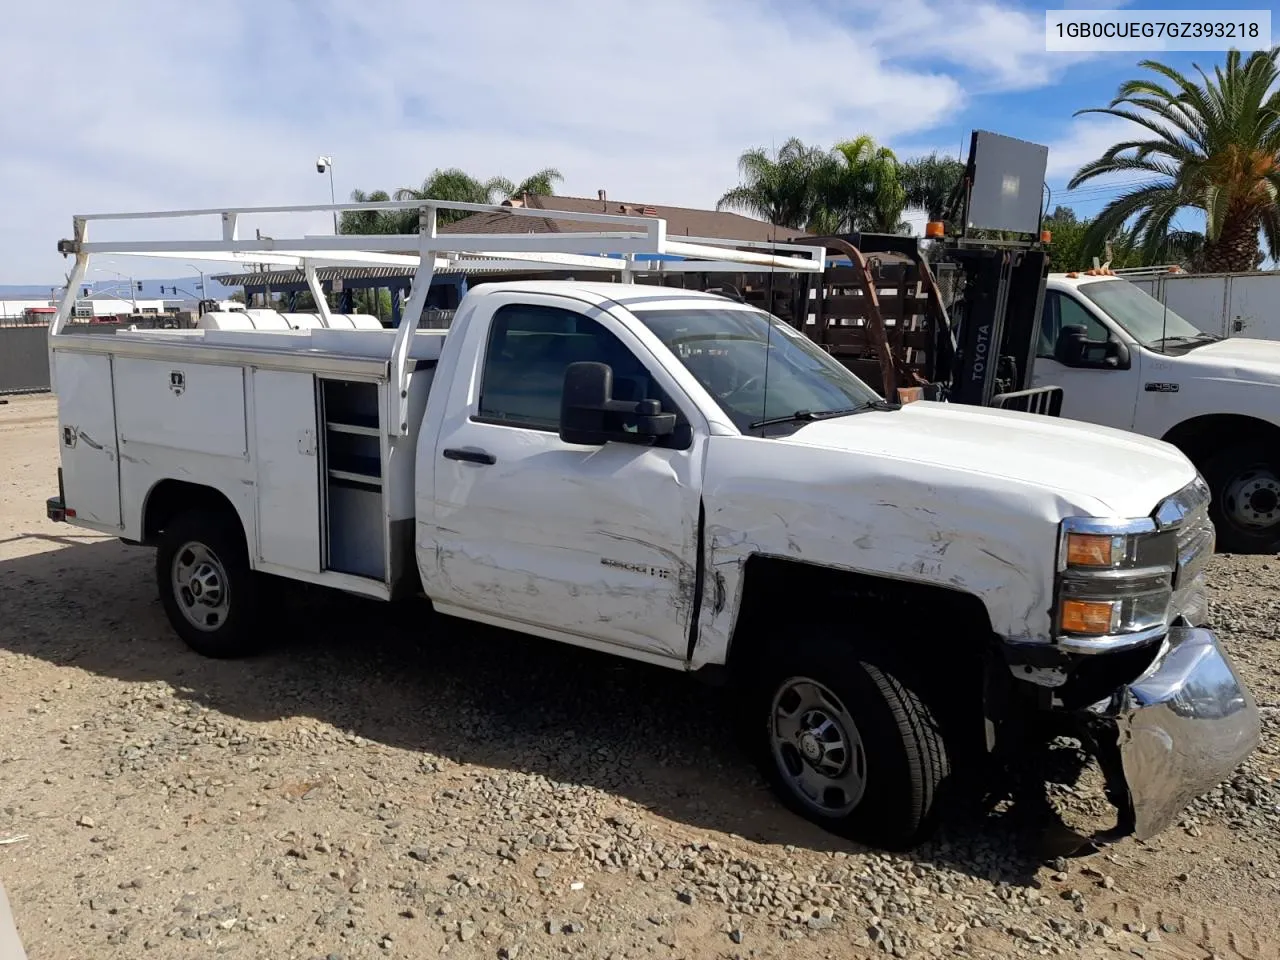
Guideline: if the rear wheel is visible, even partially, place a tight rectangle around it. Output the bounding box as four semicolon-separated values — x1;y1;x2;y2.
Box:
156;509;262;658
749;638;950;849
1202;442;1280;553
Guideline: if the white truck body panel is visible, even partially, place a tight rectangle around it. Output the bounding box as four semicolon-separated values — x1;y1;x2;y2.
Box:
1127;270;1280;341
54;351;122;530
252;369;322;573
116;358;248;459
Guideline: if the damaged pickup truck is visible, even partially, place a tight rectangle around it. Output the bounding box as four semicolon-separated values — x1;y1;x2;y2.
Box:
45;200;1260;849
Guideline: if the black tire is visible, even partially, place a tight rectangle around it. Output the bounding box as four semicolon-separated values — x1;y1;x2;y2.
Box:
155;508;262;658
748;639;950;849
1201;442;1280;554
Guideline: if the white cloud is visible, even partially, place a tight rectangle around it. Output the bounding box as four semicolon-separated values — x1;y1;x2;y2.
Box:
2;0;1092;282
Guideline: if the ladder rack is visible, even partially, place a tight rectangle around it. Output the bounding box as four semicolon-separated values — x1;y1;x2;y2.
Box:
51;198;826;437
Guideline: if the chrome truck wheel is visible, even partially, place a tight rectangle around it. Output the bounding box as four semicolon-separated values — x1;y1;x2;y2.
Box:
156;508;261;658
1203;442;1280;553
171;541;231;631
752;643;949;849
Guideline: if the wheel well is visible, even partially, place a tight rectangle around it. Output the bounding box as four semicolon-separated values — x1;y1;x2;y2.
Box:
726;556;998;759
1161;414;1280;467
142;480;242;546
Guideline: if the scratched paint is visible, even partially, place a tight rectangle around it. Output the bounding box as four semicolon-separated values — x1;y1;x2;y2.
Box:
690;402;1198;669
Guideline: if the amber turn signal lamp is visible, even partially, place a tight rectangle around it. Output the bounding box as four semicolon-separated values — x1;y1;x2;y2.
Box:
1060;599;1118;635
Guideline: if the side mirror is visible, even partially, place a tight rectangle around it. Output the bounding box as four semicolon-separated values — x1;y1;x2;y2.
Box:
1055;325;1129;370
1054;325;1089;365
559;362;676;446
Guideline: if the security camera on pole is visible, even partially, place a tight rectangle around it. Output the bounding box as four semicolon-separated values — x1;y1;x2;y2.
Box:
316;155;338;234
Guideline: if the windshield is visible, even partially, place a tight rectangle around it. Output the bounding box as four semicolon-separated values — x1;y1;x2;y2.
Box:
630;305;882;433
1077;279;1210;347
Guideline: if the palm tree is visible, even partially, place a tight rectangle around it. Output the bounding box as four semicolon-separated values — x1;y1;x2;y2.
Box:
824;136;909;234
491;167;564;200
716;138;832;230
900;153;966;225
338;188;395;235
341;167;566;233
1069;48;1280;272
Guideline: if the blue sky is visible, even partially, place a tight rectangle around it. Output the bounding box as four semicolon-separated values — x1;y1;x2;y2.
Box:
1;0;1275;285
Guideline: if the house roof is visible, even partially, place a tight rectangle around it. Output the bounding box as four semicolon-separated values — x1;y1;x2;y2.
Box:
439;194;811;244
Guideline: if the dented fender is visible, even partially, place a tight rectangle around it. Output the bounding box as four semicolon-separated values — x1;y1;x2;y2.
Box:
688;430;1117;668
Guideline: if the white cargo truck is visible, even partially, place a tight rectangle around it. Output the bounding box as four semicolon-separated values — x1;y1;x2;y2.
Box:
1033;270;1280;552
45;200;1259;849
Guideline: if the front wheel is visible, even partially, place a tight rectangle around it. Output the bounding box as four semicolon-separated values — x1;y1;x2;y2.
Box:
1202;442;1280;553
156;509;262;658
750;643;950;849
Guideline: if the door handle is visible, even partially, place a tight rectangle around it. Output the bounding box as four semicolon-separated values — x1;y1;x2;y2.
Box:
442;447;496;465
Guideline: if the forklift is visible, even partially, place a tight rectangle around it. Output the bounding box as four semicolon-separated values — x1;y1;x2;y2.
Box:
797;129;1063;417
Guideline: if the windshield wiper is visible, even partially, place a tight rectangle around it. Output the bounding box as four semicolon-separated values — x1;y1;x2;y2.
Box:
1151;333;1219;349
749;399;895;430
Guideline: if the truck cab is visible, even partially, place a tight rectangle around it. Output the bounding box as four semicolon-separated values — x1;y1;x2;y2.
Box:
1033;273;1280;552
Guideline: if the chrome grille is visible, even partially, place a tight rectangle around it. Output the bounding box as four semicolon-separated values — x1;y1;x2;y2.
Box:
1158;477;1214;624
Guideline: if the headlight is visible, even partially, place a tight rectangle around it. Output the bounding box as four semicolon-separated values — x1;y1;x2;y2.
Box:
1055;516;1176;652
1055;477;1214;653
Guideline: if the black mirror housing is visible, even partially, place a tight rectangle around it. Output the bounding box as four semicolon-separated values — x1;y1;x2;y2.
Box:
559;362;676;446
1055;325;1130;370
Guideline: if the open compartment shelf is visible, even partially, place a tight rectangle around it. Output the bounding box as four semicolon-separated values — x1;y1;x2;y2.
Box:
319;377;386;580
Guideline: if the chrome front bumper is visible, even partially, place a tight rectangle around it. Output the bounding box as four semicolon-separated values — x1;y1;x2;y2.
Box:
1088;626;1261;840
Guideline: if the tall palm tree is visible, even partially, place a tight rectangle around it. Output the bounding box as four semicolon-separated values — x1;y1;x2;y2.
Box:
900;153;966;225
1069;48;1280;272
716;138;832;230
824;135;909;234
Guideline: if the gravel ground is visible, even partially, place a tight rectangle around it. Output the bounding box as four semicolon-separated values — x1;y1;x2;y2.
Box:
2;392;1278;960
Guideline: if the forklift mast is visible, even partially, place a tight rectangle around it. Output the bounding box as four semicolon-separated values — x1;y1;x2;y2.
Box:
946;245;1050;406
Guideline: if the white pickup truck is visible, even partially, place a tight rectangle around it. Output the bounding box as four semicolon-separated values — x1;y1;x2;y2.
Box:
1033;271;1280;552
45;200;1259;850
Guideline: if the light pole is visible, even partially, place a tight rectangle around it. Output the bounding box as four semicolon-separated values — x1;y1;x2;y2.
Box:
99;269;139;311
185;263;209;302
316;155;338;234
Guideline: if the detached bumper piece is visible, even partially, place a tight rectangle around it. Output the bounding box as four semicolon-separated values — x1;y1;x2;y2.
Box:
1089;626;1260;841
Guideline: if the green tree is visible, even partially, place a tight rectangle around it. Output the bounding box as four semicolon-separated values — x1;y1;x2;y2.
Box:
1069;47;1280;272
715;138;832;230
900;153;966;225
823;136;909;234
1043;207;1091;270
340;167;564;234
1043;205;1209;271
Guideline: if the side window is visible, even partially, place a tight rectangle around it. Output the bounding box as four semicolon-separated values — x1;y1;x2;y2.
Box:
1038;293;1059;358
1040;292;1110;357
1058;293;1110;341
477;303;681;432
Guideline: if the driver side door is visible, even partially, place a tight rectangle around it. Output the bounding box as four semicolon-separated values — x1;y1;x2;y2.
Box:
1032;290;1139;430
428;296;705;663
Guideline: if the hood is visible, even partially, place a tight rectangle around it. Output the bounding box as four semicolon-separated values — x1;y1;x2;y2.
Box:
784;401;1197;518
1173;338;1280;385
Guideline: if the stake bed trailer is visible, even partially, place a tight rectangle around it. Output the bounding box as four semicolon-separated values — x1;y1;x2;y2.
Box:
46;199;1259;849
